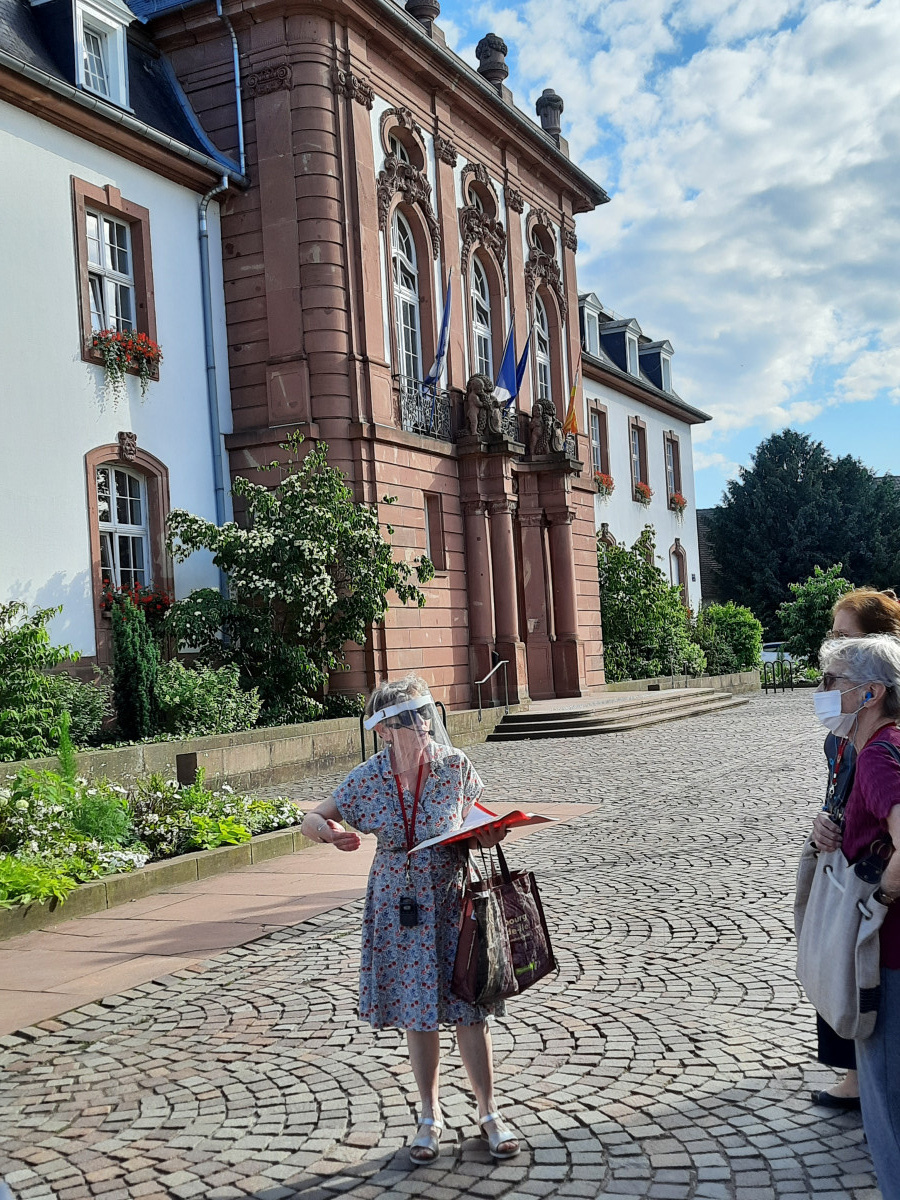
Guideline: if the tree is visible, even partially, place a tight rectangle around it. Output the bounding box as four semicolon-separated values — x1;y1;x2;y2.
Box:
165;435;434;724
598;527;704;682
693;602;763;674
777;564;853;665
708;430;900;633
111;597;160;739
0;602;76;761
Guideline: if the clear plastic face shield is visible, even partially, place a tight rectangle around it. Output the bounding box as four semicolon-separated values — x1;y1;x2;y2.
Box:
363;689;452;776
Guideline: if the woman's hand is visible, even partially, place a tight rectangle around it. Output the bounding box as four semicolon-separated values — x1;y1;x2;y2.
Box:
469;825;508;850
320;819;361;852
812;812;842;853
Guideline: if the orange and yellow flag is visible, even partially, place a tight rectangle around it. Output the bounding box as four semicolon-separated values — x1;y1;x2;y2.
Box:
562;357;581;436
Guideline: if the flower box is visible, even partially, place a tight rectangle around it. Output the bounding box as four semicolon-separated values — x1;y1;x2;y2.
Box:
88;328;163;403
633;481;653;506
594;471;615;498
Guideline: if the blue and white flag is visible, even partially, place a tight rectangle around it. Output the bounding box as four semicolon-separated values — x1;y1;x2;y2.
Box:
493;321;517;407
423;272;452;389
515;326;532;396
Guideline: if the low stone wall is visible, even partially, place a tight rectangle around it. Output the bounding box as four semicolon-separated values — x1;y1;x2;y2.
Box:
0;703;522;792
604;668;760;695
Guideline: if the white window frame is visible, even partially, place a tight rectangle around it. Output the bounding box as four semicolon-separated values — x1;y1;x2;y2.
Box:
585;312;599;355
534;295;551;402
391;211;423;381
665;439;678;496
590;411;604;475
626;335;640;376
85;207;135;333
97;464;151;590
471;257;493;378
389;134;411;164
76;0;131;108
661;355;672;392
631;424;645;486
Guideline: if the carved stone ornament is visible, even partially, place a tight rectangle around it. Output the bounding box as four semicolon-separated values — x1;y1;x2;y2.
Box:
462;160;492;190
506;187;525;214
524;247;567;321
435;135;458;166
377;157;441;259
332;66;374;110
464;374;505;441
528;398;565;456
117;430;137;461
247;61;292;98
459;205;507;288
563;227;578;252
380;105;423;146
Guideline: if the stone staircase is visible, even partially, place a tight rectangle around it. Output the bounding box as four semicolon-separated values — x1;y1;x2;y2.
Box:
486;688;749;741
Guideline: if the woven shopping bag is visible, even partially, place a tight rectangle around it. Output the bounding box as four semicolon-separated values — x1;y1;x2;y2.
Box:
452;845;555;1005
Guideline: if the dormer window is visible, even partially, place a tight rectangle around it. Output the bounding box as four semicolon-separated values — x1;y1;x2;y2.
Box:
661;356;672;392
77;0;132;108
626;335;640;376
584;312;599;355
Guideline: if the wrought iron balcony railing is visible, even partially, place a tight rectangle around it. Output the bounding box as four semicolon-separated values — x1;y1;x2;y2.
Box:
396;376;453;442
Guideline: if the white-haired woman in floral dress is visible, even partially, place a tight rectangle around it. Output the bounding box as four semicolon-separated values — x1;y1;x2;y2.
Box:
301;674;519;1166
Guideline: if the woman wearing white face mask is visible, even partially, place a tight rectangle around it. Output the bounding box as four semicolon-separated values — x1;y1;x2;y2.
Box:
808;590;900;1111
809;635;900;1195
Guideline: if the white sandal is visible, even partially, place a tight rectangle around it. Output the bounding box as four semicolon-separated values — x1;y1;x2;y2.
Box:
479;1111;520;1159
409;1116;443;1164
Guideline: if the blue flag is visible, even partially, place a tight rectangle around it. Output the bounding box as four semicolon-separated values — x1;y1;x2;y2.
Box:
423;272;452;389
514;326;532;396
494;322;517;407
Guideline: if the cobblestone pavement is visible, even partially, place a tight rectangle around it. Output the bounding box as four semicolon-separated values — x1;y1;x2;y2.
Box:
0;694;881;1200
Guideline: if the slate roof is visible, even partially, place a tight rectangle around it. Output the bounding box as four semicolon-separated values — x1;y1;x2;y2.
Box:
0;0;235;167
581;347;711;425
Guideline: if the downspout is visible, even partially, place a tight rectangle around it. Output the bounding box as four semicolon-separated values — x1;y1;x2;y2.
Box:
216;0;246;178
198;0;246;601
198;175;230;595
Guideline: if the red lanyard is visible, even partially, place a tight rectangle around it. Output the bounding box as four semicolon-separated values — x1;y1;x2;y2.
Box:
394;764;425;852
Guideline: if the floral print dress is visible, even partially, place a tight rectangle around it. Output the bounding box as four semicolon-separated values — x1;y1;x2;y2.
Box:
333;744;505;1031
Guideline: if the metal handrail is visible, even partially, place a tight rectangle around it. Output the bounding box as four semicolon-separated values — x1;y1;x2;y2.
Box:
475;659;509;722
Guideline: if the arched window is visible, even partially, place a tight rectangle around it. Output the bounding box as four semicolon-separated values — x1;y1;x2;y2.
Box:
391;211;422;381
389;134;410;164
471;257;492;377
534;295;551;401
670;540;688;606
96;464;150;589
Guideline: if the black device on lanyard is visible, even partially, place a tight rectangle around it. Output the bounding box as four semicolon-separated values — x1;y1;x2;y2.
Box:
395;764;425;928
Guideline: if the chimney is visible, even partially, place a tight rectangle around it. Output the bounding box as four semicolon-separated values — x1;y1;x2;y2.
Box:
475;33;509;89
535;88;564;144
405;0;440;34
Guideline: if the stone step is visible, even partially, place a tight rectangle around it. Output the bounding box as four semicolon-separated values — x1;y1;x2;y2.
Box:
487;693;748;740
490;689;733;734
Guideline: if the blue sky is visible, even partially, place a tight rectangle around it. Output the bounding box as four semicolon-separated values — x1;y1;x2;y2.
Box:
433;0;900;507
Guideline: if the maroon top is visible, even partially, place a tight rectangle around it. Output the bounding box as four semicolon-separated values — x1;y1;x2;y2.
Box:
842;723;900;969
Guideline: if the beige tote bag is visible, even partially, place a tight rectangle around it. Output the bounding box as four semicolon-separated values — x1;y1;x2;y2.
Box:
795;837;888;1040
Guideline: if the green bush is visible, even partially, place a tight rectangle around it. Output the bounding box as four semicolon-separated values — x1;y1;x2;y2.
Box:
693;602;763;674
111;597;160;740
322;692;366;719
598;527;705;682
0;601;77;762
155;661;262;738
44;673;111;746
778;564;854;664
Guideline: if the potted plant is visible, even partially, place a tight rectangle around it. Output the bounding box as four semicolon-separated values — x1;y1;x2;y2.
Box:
89;329;163;402
633;480;653;507
594;471;615;499
669;491;688;521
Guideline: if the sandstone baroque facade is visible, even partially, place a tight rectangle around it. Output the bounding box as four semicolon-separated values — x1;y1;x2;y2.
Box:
146;0;611;707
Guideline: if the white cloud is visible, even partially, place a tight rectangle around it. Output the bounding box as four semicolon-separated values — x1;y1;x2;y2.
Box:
455;0;900;475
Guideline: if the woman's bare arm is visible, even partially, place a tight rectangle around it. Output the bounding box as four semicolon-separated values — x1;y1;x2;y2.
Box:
300;798;361;852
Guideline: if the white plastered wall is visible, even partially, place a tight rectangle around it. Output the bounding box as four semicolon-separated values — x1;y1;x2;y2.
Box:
0;100;227;656
583;377;703;613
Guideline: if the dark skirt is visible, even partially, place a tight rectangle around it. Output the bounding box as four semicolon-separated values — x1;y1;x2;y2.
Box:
816;1012;857;1070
